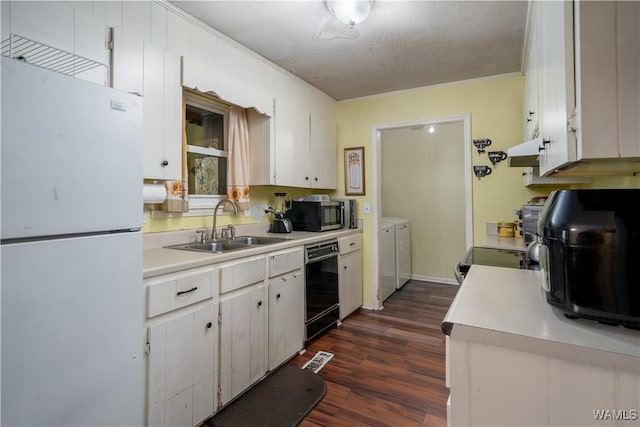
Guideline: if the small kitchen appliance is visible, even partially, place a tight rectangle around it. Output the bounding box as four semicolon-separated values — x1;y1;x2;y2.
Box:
267;192;293;233
521;197;547;244
285;196;344;231
333;198;357;229
539;189;640;328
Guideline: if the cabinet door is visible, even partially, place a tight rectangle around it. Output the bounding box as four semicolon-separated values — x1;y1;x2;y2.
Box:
147;303;216;427
74;11;108;85
142;42;182;181
219;286;268;406
112;29;144;95
269;271;305;370
274;97;309;187
339;250;363;320
309;113;337;189
522;1;540;140
538;0;575;175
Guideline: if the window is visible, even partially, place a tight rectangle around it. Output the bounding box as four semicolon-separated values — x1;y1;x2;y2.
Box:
184;90;229;209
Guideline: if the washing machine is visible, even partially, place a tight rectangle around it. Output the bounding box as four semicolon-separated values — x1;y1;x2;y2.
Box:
380;222;396;302
381;217;412;289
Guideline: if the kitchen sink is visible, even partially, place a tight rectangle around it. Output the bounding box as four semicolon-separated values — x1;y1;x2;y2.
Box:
228;236;290;245
165;235;290;254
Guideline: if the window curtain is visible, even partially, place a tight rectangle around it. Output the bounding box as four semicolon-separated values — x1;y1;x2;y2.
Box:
227;106;250;211
159;99;189;212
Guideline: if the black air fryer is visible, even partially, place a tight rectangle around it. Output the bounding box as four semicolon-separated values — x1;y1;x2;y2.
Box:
539;189;640;328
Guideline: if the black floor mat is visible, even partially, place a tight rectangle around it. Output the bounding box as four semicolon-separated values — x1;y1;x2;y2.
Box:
206;365;326;427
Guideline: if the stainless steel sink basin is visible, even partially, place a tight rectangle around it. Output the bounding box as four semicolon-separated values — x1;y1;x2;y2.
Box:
228;236;290;245
165;235;290;253
166;241;249;253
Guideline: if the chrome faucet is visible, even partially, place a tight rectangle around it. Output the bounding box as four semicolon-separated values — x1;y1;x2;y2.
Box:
211;198;239;241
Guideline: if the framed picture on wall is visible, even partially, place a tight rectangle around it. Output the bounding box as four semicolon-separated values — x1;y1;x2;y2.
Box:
344;147;365;196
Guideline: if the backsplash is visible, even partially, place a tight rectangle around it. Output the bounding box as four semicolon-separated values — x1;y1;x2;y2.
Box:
142;186;329;233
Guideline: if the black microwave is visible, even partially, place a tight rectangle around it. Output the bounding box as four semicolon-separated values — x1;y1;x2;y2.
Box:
285;200;344;232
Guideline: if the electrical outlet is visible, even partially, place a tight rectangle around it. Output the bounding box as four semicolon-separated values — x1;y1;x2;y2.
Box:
363;203;371;214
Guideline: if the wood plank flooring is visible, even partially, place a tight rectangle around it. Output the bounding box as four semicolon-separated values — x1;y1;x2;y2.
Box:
289;280;459;427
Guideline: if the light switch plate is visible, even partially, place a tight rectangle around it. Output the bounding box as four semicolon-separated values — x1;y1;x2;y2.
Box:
363;203;371;214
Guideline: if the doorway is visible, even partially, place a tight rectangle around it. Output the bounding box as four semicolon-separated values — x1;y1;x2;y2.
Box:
372;116;472;308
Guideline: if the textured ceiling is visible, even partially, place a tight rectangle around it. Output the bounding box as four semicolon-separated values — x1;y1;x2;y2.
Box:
171;1;528;101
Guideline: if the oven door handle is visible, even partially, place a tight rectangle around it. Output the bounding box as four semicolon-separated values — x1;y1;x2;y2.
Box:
306;252;338;264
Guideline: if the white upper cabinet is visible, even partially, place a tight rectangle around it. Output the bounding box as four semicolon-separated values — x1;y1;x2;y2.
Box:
537;0;575;175
112;27;182;181
250;73;337;189
575;1;640;159
142;42;182;181
531;0;640;175
111;29;144;95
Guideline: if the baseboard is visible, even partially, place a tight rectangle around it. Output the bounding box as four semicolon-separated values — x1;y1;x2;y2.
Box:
411;274;458;285
360;302;376;310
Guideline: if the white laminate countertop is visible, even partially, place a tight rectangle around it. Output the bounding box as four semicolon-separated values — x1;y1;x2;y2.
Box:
143;227;361;279
443;265;640;359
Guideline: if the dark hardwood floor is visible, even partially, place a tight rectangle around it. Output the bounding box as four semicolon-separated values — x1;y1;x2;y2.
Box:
289;280;459;427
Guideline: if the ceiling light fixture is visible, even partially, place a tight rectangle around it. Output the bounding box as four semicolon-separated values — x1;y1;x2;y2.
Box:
428;126;436;134
325;0;374;28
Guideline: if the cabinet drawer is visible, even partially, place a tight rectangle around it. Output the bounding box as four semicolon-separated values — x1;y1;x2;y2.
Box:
220;255;267;294
268;247;303;278
338;234;361;255
147;267;216;318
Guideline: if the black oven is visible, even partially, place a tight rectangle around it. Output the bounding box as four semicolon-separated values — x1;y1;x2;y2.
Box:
304;240;340;341
455;246;538;284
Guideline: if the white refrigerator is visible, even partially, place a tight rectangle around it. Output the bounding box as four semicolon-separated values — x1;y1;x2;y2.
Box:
1;57;144;426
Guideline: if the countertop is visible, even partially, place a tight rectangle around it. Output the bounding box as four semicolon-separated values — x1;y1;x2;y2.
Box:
144;227;361;279
442;265;640;359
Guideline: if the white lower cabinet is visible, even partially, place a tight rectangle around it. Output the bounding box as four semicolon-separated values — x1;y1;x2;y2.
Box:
219;256;268;406
145;266;218;427
267;247;305;370
219;285;268;405
338;234;363;320
147;303;218;427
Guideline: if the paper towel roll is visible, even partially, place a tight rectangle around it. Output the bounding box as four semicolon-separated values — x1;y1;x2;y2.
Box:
143;184;167;204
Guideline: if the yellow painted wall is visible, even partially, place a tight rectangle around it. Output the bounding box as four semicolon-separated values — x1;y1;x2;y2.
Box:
142;186;318;233
334;75;536;306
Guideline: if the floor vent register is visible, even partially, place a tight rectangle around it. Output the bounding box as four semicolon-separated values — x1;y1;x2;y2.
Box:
301;351;334;374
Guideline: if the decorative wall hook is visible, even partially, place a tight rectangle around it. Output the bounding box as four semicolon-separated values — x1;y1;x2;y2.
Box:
488;151;508;165
473;139;492;154
473;165;492;180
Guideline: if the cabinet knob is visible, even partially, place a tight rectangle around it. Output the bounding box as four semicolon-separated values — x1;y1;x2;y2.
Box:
276;293;281;300
206;322;212;329
526;118;532;123
257;301;262;307
161;160;169;166
344;265;348;269
305;176;309;181
314;177;318;181
528;111;535;116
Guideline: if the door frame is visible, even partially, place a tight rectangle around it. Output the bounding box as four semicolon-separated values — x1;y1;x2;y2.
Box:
370;114;473;309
